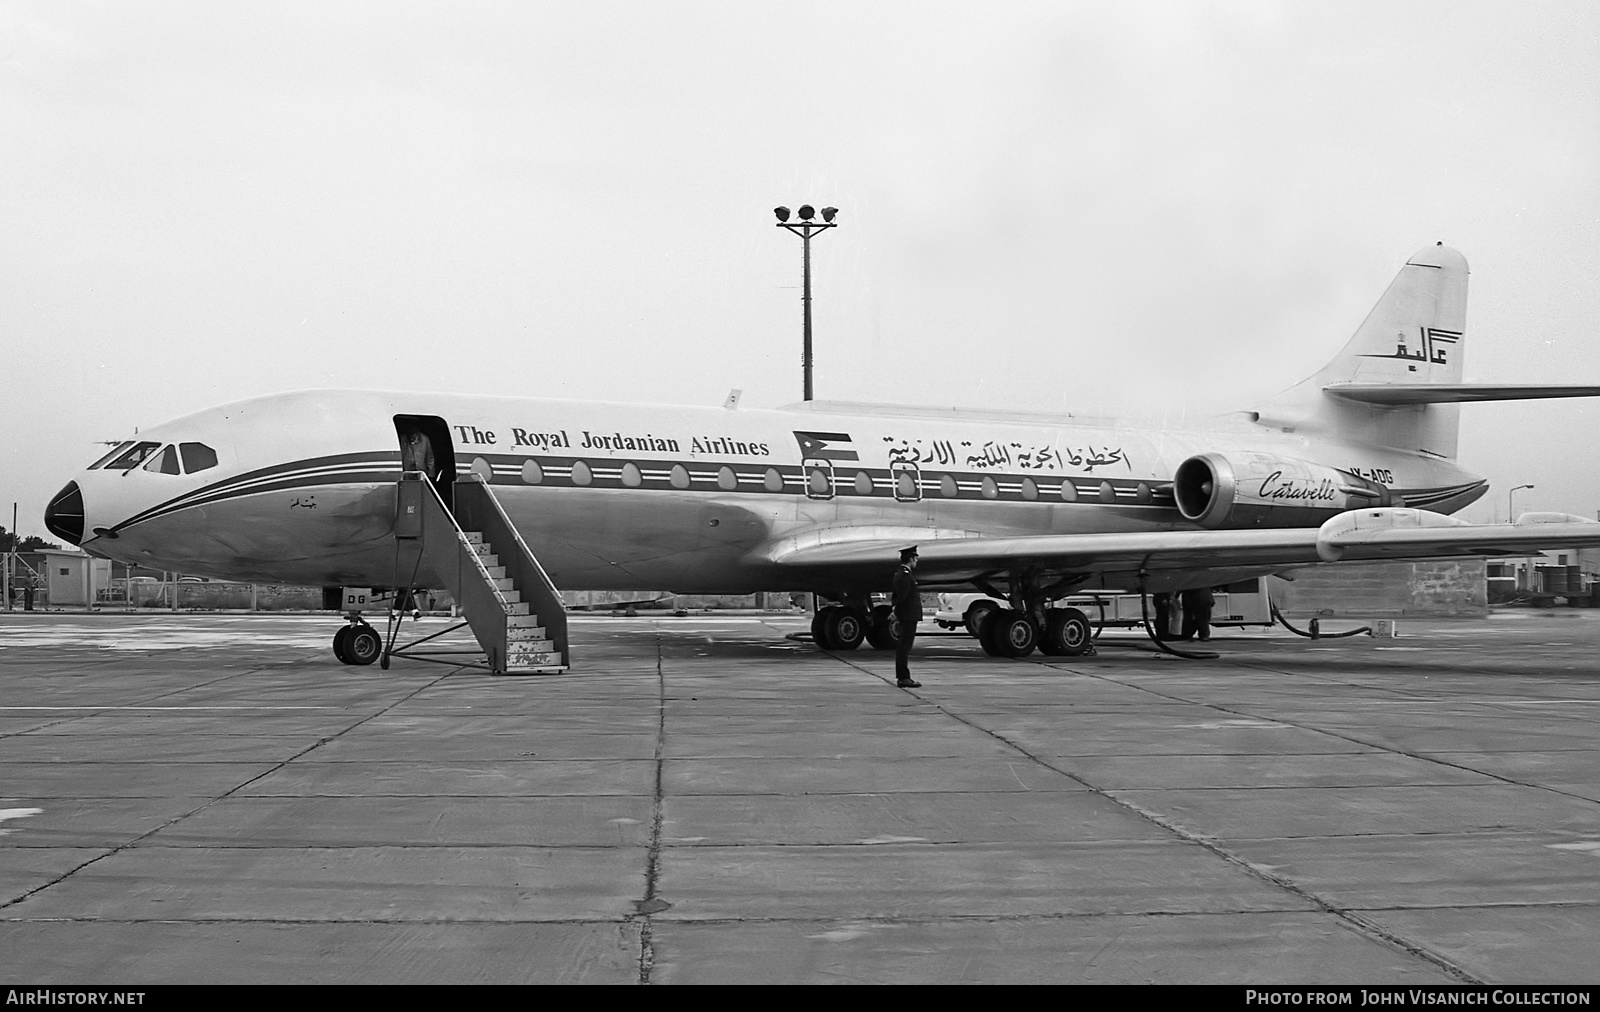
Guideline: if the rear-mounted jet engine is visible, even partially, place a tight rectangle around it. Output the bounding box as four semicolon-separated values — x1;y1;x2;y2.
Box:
1173;451;1395;529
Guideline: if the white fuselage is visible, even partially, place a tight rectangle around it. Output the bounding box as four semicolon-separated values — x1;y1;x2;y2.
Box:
60;389;1486;594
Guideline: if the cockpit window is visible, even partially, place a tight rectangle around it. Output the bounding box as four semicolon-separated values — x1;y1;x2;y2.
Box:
142;444;181;475
105;441;161;471
179;442;218;473
89;441;136;469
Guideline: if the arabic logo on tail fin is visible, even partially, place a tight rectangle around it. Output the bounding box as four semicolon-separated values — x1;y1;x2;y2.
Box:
793;430;859;461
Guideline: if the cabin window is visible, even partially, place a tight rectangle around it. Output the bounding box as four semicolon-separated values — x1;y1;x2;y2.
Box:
1098;481;1115;502
853;472;873;495
90;442;135;469
521;460;543;484
571;461;593;486
179;443;218;474
763;468;784;492
669;464;690;489
620;462;642;488
804;463;834;499
896;467;921;499
717;466;738;490
1059;481;1078;503
105;441;161;471
142;445;181;475
940;475;958;498
1134;482;1152;504
980;476;998;499
1019;477;1039;501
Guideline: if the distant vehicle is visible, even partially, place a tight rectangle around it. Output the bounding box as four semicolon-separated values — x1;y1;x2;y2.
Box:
936;579;1275;640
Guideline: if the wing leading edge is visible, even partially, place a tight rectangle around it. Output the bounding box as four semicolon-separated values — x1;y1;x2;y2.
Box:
761;509;1600;586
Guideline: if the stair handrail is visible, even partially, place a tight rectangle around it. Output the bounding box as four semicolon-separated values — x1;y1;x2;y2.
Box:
412;474;511;671
452;474;569;667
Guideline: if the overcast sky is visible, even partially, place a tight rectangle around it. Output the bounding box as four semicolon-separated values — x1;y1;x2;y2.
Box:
3;0;1596;537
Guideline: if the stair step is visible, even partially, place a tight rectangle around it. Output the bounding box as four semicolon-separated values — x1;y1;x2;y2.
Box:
500;590;522;604
459;531;484;545
492;578;515;591
506;644;564;668
506;638;555;652
500;665;568;675
507;613;542;627
484;566;506;580
506;625;546;640
480;554;499;567
503;602;530;616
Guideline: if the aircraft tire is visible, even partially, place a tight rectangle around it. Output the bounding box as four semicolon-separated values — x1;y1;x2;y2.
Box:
865;605;898;650
993;610;1039;658
345;625;382;666
977;609;1009;656
964;601;999;639
332;626;354;664
829;609;865;651
1043;608;1092;657
811;607;835;649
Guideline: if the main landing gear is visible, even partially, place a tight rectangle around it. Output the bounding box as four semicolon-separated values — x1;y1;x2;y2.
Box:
811;599;904;652
974;605;1094;658
333;617;382;666
964;569;1097;659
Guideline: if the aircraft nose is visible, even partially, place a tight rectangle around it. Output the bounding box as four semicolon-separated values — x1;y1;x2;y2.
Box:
44;482;85;545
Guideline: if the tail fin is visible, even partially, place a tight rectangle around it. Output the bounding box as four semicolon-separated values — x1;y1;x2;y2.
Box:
1261;243;1469;458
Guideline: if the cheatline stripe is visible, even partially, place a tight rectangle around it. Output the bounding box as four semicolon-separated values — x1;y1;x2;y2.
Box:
113;463;402;530
112;451;1469;536
110;462;402;532
110;451;400;529
114;470;404;532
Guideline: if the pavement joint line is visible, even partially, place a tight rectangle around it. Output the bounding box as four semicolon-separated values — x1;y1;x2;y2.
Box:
0;661;461;914
825;649;1485;984
0;907;1461;927
635;634;668;985
1056;659;1600;810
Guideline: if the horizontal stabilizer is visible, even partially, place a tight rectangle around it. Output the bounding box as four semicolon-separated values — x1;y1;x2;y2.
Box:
1324;384;1600;405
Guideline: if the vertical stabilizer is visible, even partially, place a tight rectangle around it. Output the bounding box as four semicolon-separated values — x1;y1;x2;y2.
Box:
1263;244;1469;458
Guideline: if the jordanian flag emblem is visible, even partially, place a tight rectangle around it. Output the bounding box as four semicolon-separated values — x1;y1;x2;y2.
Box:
793;430;859;461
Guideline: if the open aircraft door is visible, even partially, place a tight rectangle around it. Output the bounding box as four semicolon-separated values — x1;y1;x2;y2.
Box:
394;415;458;510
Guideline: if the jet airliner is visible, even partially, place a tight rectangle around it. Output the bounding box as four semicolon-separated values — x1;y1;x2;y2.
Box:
43;244;1600;670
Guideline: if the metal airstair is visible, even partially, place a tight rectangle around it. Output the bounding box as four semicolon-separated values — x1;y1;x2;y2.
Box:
383;473;569;674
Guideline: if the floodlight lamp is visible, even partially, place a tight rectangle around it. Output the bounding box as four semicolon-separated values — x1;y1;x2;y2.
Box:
774;206;791;222
798;204;815;220
820;207;838;222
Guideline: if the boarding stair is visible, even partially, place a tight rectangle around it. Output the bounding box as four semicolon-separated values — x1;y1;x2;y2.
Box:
382;473;569;675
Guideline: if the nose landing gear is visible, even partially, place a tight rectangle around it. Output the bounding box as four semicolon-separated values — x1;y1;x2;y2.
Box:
333;620;382;665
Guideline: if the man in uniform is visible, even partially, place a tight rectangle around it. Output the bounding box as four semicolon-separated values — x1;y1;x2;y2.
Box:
1180;586;1215;642
892;545;922;688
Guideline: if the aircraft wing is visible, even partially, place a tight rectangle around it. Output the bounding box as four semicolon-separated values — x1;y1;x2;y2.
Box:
762;509;1600;586
1324;383;1600;404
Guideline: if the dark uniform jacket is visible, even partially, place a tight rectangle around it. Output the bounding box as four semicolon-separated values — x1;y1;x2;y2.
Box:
892;564;920;621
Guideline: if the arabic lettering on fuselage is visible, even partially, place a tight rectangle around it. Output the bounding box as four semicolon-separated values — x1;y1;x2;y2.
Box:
883;435;1129;472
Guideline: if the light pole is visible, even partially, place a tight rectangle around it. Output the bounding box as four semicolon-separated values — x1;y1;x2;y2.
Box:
1509;483;1534;522
774;204;838;401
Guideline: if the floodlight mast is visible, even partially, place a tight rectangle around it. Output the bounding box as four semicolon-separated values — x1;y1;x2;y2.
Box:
773;205;839;401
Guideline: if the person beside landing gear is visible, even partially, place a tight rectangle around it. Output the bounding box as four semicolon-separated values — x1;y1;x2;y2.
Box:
1180;586;1215;642
892;546;922;688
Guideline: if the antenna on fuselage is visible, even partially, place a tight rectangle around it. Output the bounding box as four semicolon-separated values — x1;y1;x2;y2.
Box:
724;389;742;410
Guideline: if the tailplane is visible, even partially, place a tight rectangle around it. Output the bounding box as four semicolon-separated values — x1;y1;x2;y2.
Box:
1261;244;1600;457
1262;243;1470;459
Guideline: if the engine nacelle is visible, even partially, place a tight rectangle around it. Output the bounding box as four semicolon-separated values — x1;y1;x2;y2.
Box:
1173;451;1395;529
